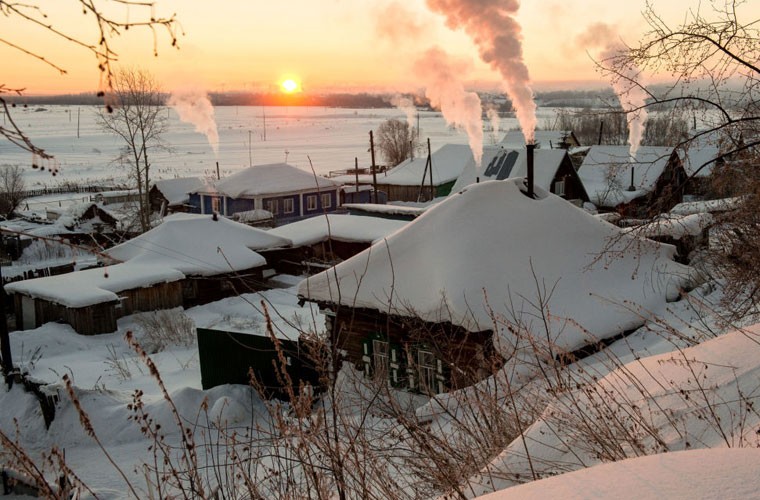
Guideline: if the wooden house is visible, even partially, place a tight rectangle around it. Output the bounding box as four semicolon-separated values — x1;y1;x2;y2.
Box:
150;177;206;215
578;146;686;216
375;144;474;202
104;213;291;307
298;179;690;394
500;130;581;149
452;146;589;205
188;163;342;225
5;263;185;335
262;214;407;275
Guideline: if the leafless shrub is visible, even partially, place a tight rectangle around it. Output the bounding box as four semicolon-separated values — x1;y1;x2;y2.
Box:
135;309;196;353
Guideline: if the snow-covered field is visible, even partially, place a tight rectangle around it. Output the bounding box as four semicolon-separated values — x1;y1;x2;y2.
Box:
0;105;566;189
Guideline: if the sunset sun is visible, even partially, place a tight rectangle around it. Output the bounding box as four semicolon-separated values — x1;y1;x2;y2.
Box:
281;78;300;93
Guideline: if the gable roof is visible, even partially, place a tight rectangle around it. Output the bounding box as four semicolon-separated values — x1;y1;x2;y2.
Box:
451;146;572;193
500;130;578;149
377;144;474;187
203;163;341;198
268;214;407;247
105;213;291;276
677;145;721;177
578;146;677;207
153;177;207;206
298;179;690;353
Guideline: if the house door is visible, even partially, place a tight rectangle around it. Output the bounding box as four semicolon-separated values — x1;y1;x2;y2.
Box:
21;296;36;329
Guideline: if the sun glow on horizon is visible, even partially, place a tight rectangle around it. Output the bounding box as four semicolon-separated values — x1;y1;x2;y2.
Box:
281;78;300;93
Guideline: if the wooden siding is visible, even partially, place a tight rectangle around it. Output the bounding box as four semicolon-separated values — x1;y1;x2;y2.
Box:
329;306;500;392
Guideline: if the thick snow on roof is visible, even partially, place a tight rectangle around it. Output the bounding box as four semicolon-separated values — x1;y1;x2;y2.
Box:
499;130;576;149
299;179;690;351
377;144;474;186
478;448;760;500
342;203;428;217
451;146;569;192
578;145;675;207
206;163;341;198
625;213;713;240
678;145;721;177
4;263;184;308
670;196;744;215
106;213;291;276
154;177;206;206
268;214;407;247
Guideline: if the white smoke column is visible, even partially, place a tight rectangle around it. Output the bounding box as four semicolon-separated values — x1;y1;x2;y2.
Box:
578;23;648;158
426;0;536;143
168;89;220;156
415;47;484;165
389;94;417;128
486;106;501;143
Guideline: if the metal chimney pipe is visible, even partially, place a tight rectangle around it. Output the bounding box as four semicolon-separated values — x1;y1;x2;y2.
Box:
628;165;636;191
526;143;535;198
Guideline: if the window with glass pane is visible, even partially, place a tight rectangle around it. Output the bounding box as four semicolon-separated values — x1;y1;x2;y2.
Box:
372;339;389;379
321;193;331;208
417;349;437;394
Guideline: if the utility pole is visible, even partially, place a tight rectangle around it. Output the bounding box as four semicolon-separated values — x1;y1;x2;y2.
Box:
262;107;267;142
354;157;359;193
0;264;13;387
77;107;81;139
248;130;253;166
369;130;379;204
428;138;433;200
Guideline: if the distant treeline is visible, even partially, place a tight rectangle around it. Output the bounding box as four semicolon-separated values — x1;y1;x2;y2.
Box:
7;89;629;109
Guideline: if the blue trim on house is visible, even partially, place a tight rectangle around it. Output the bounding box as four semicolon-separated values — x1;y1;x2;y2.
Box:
302;189;338;217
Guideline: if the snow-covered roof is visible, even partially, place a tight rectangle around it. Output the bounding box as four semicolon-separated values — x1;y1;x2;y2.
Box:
669;196;744;215
578;146;676;207
299;179;690;352
153;177;207;206
625;213;713;240
500;130;577;149
203;163;341;198
677;145;721;177
105;213;291;276
4;263;184;308
377;144;473;186
451;146;571;193
268;214;407;247
342;203;429;217
341;184;374;193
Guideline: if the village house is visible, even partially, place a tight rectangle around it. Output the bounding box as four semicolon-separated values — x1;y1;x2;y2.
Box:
5;214;292;335
452;146;589;205
149;177;206;216
578;145;686;216
298;179;690;394
261;214;407;275
188;163;342;225
374;143;475;202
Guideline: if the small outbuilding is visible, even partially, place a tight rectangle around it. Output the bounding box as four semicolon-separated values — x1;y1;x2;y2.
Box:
150;177;206;215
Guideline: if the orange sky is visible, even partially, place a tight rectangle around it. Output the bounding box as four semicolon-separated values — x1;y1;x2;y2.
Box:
0;0;720;95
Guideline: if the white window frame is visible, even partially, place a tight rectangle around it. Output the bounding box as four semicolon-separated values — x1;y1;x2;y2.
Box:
321;192;332;209
283;198;294;214
553;179;566;197
266;199;279;214
417;349;437;395
306;194;317;211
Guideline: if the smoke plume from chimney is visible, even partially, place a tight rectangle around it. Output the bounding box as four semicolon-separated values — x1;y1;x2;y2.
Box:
389;94;418;128
578;23;648;158
414;47;484;165
426;0;536;143
168;89;220;156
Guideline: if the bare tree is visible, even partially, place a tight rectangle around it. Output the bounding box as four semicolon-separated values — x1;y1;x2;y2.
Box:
0;1;180;160
98;68;167;232
601;0;760;315
376;118;419;167
0;165;25;218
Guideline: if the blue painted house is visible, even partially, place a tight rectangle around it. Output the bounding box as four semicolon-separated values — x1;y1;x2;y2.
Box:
189;163;343;225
